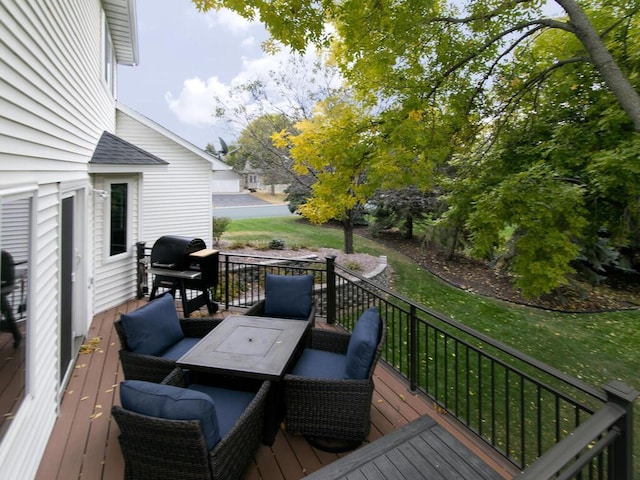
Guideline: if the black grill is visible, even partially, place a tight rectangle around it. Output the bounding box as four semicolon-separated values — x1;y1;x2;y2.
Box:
1;250;15;291
149;236;219;317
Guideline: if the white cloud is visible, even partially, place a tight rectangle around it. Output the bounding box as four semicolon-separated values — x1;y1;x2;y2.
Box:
165;49;294;124
202;9;255;34
165;77;229;126
164;48;341;140
241;36;256;48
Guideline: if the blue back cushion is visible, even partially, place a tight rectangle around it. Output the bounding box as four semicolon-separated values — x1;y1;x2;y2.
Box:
264;273;313;319
345;307;381;379
120;380;221;450
120;294;184;356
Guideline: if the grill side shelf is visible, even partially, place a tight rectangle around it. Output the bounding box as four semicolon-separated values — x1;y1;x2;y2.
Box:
148;268;202;280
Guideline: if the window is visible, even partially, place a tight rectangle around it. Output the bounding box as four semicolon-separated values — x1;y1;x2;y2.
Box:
0;192;32;441
109;183;128;256
103;16;114;93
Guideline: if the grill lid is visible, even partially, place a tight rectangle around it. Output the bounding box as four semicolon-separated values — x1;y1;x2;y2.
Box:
150;236;206;271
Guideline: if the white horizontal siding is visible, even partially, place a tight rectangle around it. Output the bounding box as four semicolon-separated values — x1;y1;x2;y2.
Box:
0;0;130;476
116;111;214;247
92;175;139;314
0;0;114;170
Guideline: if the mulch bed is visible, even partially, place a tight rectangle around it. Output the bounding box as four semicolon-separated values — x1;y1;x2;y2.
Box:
359;229;640;313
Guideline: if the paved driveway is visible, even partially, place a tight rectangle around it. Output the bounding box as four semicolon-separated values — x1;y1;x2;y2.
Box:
212;193;271;207
212;193;292;219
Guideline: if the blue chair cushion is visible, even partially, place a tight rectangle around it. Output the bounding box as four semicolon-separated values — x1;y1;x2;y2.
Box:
188;384;255;438
345;307;381;379
160;337;200;360
120;294;184;356
120;380;220;450
291;349;348;379
264;273;313;319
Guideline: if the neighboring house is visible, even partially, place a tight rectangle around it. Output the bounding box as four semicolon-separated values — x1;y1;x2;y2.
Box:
211;166;241;193
240;161;288;193
0;1;232;477
241;161;266;191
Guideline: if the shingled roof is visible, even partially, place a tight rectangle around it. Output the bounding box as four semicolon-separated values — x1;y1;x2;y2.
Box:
90;131;168;171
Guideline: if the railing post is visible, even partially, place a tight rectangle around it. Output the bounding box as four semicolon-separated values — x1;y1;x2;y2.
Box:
409;304;418;392
135;241;146;299
224;255;230;310
603;380;639;480
326;256;336;325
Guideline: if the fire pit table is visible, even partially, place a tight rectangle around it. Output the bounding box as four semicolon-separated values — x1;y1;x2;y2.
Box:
177;314;311;444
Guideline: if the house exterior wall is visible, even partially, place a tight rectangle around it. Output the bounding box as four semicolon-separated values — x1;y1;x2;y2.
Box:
0;0;123;477
116;109;215;247
91;174;141;313
212;169;241;193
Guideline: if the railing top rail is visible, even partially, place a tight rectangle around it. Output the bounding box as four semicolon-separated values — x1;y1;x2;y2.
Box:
220;251;326;265
518;402;626;479
333;263;606;403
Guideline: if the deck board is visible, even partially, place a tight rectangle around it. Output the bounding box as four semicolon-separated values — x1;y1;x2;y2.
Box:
35;298;517;480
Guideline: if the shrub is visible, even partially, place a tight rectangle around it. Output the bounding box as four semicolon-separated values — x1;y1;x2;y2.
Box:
344;260;363;272
212;216;231;245
269;238;286;250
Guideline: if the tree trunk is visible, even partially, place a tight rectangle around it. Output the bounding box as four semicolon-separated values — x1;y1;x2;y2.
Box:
555;0;640;131
404;214;414;240
343;218;354;254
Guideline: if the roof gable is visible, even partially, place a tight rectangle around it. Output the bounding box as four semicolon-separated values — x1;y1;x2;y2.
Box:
89;131;168;173
116;102;234;172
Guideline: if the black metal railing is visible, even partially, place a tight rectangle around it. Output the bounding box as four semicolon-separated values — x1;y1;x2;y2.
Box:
137;248;638;479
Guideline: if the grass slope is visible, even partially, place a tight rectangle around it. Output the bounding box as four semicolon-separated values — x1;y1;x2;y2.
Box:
223;216;640;471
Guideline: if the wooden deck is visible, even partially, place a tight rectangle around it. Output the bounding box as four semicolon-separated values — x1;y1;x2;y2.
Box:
35;298;518;480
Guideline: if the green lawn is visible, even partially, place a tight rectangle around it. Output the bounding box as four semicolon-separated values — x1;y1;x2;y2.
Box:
222;216;640;471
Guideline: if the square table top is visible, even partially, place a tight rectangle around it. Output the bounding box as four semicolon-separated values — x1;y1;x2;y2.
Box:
304;415;503;479
177;314;310;380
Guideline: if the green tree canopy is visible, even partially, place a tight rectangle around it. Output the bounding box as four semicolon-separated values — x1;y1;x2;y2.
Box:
193;0;640;297
273;96;378;253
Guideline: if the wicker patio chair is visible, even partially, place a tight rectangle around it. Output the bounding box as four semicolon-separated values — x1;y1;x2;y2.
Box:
115;294;222;383
112;368;269;480
284;307;386;451
245;273;316;325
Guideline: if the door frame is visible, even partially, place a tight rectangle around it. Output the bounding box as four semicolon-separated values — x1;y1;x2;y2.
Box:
59;184;88;394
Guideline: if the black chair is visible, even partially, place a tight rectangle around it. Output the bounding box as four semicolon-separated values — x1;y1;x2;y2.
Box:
284;307;386;451
115;293;221;383
1;250;22;348
112;368;269;480
245;273;316;325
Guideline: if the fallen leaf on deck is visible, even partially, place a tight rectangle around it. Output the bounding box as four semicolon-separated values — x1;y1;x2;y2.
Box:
79;337;102;354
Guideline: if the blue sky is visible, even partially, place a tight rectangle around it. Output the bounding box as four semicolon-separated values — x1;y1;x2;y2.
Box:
118;0;277;150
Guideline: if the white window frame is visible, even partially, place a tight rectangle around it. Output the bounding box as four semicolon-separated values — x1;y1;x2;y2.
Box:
0;183;36;419
104;179;132;261
102;14;115;94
